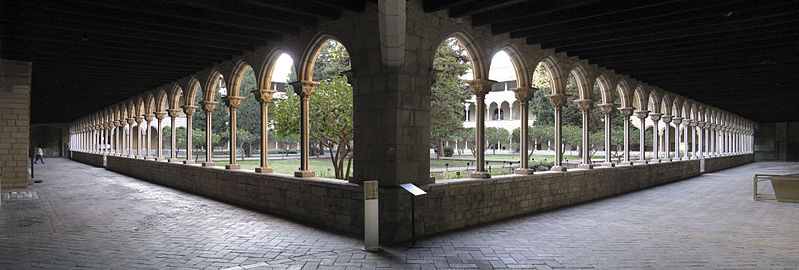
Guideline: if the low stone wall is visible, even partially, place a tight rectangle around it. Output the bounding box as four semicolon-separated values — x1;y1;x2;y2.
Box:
70;152;754;243
103;155;364;235
703;154;755;173
70;151;105;167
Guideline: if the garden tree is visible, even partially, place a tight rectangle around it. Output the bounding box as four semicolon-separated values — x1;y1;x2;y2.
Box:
588;130;606;158
162;126;171;148
235;68;262;155
629;126;653;153
220;129;254;161
274;75;354;179
458;127;476;157
430;38;472;158
561;125;582;156
312;41;350;81
484;127;510;155
192;86;230;148
513;125;553;157
269;129;297;156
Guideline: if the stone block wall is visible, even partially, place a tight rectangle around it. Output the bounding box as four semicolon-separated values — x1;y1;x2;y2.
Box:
71;151;105;168
703;154;755;173
0;59;32;188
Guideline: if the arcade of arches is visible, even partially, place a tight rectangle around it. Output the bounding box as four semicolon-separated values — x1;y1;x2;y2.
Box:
2;1;794;246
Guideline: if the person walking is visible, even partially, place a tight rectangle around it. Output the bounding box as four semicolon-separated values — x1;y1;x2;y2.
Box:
34;146;44;164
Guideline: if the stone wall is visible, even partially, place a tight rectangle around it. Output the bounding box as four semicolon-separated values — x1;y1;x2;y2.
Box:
703;154;755;173
71;151;105;168
71;153;755;242
0;59;32;188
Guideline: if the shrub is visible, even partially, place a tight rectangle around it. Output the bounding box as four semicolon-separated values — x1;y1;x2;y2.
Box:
443;146;454;157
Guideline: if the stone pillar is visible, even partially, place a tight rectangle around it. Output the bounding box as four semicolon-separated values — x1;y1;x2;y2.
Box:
182;105;197;164
144;114;154;159
618;107;634;166
547;94;568;171
576;99;593;169
703;123;709;157
126;118;135;157
682;120;690;160
135;116;145;159
672;117;682;160
167;109;181;162
599;103;615;167
512;86;536;174
290;81;319;177
690;120;698;159
710;124;717;156
649;113;662;163
155;112;166;161
468;79;495;177
201;101;217;167
661;115;672;161
223;96;243;170
634;110;649;164
253;89;277;173
114;121;121;156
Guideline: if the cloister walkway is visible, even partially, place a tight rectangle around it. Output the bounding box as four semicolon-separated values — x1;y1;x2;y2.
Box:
1;158;797;269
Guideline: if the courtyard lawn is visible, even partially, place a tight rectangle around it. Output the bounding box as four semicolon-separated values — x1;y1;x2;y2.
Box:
452;154;582;162
213;158;345;178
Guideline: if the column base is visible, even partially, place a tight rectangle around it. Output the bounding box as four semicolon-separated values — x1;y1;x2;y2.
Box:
168;158;181;163
618;161;633;166
135;155;144;159
649;159;661;163
550;165;567;172
469;171;491;179
255;167;274;173
635;160;648;165
225;164;241;170
202;161;215;167
295;170;315;177
156;157;166;161
127;154;135;158
514;168;535;175
681;157;691;161
577;164;594;170
601;162;615;168
183;160;195;165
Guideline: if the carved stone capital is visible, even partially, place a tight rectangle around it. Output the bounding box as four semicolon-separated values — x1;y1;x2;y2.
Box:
252;88;277;103
689;120;698;127
634;110;650;119
135;115;144;123
182;105;198;116
598;103;615;114
672;117;682;125
126;118;136;125
201;101;218;112
144;114;155;122
467;79;496;96
649;112;662;122
618;107;635;117
511;86;538;102
289;80;320;98
546;93;567;108
155;112;167;120
167;109;182;118
661;115;672;123
222;96;244;108
574;99;593;112
113;120;121;127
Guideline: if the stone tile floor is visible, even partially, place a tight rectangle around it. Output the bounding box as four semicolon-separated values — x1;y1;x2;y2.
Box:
0;158;797;269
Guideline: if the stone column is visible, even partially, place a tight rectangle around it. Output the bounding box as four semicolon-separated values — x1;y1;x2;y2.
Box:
689;121;697;159
182;105;197;164
576;99;593;169
710;124;717;156
547;93;568;171
126;118;135;157
167;109;181;162
112;121;120;156
290;81;319;177
512;86;536;174
135;116;145;159
703;123;709;157
201;101;217;167
467;79;495;177
223;96;243;170
144;114;154;159
649;113;661;163
155;112;166;161
618;107;634;166
598;103;615;167
682;120;691;160
634;110;649;164
672;117;682;160
253;88;277;173
661;115;672;161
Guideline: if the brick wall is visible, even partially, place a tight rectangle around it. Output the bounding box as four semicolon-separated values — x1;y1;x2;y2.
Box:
0;59;32;188
703;154;755;173
73;152;753;243
71;151;105;167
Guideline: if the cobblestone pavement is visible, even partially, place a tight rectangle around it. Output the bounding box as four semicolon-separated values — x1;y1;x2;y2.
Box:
1;158;797;269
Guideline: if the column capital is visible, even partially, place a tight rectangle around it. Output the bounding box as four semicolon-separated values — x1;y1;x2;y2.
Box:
689;120;699;127
222;96;244;108
618;106;635;117
144;114;155;122
672;116;682;125
252;88;277;103
182;105;198;116
167;109;182;118
634;110;650;119
546;93;568;108
154;111;167;120
511;86;538;101
574;99;593;112
661;115;672;123
467;79;496;96
113;120;121;127
201;101;218;112
289;80;320;98
126;117;136;125
135;115;144;123
649;112;662;122
598;103;615;114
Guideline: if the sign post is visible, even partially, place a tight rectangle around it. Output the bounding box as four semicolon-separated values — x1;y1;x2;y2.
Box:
400;183;427;246
363;180;381;251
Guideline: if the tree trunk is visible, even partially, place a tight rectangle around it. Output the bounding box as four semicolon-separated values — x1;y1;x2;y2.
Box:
437;139;444;159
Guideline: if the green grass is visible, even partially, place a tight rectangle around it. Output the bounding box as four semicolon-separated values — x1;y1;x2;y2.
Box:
452;154;581;162
213;158;344;178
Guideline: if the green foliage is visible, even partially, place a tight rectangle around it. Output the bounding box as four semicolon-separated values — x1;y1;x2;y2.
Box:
485;127;510;155
442;146;454;157
431;38;472;158
236;68;262;150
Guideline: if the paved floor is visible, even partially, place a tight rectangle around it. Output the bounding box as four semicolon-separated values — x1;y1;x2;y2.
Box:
1;158;797;269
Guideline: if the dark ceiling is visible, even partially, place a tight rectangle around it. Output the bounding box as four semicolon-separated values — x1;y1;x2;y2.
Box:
2;0;798;123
